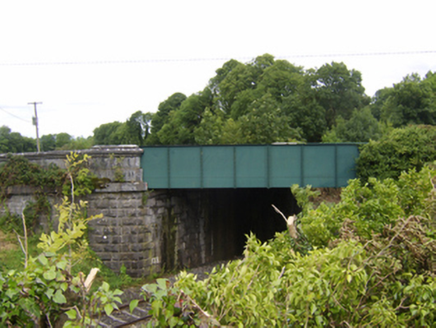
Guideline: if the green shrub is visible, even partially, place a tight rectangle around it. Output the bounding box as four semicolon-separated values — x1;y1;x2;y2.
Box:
0;154;122;327
356;125;436;181
301;164;435;247
0;155;64;194
141;163;436;327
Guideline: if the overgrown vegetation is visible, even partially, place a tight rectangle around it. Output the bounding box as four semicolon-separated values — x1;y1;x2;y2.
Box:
138;163;436;327
0;155;64;234
0;154;64;197
0;154;125;327
0;153;101;235
356;124;436;182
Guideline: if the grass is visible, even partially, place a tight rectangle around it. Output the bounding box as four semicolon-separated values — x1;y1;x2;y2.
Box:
0;228;154;294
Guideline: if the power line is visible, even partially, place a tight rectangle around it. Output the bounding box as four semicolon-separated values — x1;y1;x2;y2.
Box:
0;50;435;66
0;106;31;123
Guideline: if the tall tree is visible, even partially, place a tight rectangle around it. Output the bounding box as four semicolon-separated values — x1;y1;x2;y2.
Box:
215;61;255;115
282;73;327;142
313;62;369;128
194;108;226;145
157;89;213;145
93;122;123;145
123;111;153;145
55;133;72;149
380;72;436;127
0;126;36;153
256;59;303;102
322;107;382;143
147;93;187;145
236;93;302;144
40;134;56;151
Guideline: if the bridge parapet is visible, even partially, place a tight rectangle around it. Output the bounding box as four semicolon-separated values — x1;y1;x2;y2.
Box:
0;145;143;182
141;143;361;189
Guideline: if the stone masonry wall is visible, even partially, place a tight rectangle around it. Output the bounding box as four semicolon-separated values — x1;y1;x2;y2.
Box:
0;144;144;182
0;146;297;277
86;182;157;278
0;146;217;277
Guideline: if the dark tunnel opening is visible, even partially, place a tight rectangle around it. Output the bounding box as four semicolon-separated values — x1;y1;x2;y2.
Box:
158;188;301;271
205;188;300;262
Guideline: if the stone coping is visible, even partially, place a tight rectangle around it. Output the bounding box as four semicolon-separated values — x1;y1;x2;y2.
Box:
94;182;148;193
0;145;143;161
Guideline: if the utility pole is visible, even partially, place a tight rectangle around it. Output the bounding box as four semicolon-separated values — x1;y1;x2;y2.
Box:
28;102;42;152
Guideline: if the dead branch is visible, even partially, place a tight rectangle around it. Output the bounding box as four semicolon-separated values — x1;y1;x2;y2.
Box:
84;268;100;293
272;204;299;239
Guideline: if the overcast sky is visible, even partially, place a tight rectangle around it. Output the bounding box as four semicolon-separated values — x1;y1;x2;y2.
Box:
0;0;435;139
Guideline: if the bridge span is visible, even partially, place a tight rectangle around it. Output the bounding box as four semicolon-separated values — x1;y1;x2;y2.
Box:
141;143;360;189
1;143;362;275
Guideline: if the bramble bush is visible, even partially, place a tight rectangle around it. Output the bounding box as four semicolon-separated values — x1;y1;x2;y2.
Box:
140;162;436;327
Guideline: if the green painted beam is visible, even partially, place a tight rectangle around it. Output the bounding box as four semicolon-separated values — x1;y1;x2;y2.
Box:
141;144;360;189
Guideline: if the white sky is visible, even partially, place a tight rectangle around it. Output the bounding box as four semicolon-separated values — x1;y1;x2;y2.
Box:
0;0;435;139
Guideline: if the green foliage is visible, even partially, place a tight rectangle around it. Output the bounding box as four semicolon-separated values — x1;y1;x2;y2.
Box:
142;278;210;327
236;93;303;144
109;153;125;182
0;154;64;194
156;89;213;145
150;164;436;327
144;55;369;145
125;111;153;145
312;62;370;128
62;152;95;197
92;121;124;145
356;124;436;181
22;198;52;231
290;184;319;216
146;92;187;145
0;126;36;153
283;92;327;142
38;198;99;269
322;107;382;143
0;210;23;234
379;72;436;127
41;133;93;151
95;111;154;146
0;153;102;236
301;164;435;247
0;155;65;233
0;153;121;327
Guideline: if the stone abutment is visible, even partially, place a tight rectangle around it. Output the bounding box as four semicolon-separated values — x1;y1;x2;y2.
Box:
0;146;298;277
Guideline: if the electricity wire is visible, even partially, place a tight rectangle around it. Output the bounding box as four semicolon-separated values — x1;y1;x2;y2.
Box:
0;106;31;123
0;50;434;66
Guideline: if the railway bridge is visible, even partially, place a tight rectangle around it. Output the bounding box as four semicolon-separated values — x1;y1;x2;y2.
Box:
141;143;359;189
1;143;360;276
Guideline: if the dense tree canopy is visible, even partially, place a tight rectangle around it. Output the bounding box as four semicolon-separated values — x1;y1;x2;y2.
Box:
378;72;436;127
92;111;153;146
141;55;372;145
93;121;123;145
0;126;36;153
2;54;435;155
322;107;382;143
312;62;370;127
146;92;186;145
